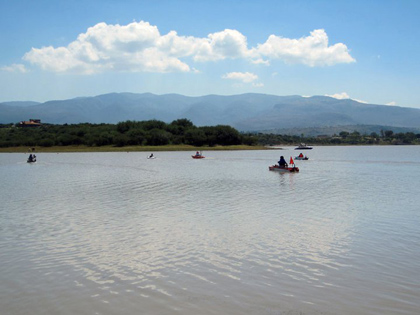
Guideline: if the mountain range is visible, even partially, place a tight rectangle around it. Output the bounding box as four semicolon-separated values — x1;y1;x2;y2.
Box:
1;93;420;134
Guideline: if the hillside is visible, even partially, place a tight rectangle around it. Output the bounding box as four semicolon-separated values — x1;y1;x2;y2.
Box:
1;93;419;133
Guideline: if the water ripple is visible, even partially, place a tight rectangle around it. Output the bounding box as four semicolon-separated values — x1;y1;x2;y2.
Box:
1;148;420;314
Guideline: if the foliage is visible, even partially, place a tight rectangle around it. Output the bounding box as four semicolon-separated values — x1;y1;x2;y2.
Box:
0;119;257;148
255;129;420;146
1;121;419;148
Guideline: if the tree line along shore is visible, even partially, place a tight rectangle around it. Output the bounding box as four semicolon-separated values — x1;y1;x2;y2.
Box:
0;119;419;152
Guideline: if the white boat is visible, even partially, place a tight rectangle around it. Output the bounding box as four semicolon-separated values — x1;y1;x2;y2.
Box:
295;143;312;150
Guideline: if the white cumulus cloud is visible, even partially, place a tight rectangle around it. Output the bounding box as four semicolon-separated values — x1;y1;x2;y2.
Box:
24;21;192;74
20;21;355;75
251;58;270;65
222;72;258;83
193;29;250;62
353;99;368;104
254;29;355;66
325;92;350;99
325;92;368;103
1;63;28;73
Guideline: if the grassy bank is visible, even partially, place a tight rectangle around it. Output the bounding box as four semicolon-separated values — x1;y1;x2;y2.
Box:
0;144;269;153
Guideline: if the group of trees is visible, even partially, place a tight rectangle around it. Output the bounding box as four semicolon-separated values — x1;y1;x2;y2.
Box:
257;130;420;146
330;130;419;145
1;120;419;148
0;119;257;148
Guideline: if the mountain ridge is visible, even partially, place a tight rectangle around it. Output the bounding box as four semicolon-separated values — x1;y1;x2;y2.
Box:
1;93;419;133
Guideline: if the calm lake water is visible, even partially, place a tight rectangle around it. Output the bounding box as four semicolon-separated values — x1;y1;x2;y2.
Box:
1;146;420;315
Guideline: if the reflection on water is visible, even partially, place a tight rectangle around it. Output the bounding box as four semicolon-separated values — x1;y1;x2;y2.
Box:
1;146;420;314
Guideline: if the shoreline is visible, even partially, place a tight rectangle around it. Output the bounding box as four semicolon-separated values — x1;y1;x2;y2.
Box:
0;144;271;153
1;143;417;153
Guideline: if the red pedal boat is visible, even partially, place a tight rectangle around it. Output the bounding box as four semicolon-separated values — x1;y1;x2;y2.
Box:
192;151;205;159
269;156;299;172
268;165;299;172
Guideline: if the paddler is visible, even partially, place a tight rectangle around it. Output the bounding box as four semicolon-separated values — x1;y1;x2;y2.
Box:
278;156;288;168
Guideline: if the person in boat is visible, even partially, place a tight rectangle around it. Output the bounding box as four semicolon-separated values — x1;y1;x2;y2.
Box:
299;153;304;158
28;154;33;162
278;156;288;168
195;151;200;157
149;153;154;158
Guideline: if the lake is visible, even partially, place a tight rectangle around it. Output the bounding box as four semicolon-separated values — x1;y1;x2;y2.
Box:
1;146;420;315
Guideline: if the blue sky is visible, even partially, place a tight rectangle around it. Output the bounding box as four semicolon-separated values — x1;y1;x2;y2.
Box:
1;0;419;108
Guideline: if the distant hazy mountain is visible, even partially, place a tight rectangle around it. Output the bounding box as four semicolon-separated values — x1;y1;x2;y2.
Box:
1;101;40;107
1;93;420;133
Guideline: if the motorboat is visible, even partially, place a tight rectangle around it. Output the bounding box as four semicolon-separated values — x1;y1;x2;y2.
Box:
269;165;299;172
295;143;312;150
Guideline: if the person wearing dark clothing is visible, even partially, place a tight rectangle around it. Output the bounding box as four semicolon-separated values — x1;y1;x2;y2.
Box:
278;156;288;168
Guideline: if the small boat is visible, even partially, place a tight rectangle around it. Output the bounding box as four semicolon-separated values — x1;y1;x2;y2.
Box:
269;165;299;172
147;154;156;159
295;156;309;160
295;143;312;150
269;156;299;172
27;157;36;163
192;151;205;159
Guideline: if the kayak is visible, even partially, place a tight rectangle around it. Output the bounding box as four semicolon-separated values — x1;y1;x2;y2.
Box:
269;165;299;172
192;155;205;159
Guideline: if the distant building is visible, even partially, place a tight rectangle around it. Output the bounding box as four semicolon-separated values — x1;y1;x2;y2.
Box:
18;119;41;127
